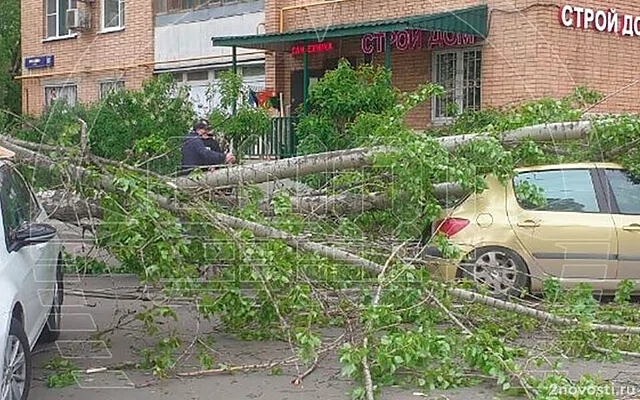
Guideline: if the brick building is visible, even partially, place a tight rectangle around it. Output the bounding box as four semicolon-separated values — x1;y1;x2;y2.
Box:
20;0;154;115
213;0;640;128
20;0;266;116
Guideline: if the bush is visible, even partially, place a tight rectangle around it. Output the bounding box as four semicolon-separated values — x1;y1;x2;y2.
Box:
207;70;271;162
296;59;396;155
14;74;195;175
12;71;277;172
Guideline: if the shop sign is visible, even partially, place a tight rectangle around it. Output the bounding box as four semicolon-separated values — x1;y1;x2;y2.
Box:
361;30;477;54
24;55;54;69
290;42;334;56
560;4;640;37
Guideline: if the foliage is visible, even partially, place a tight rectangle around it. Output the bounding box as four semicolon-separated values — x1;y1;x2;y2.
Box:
44;358;79;388
529;374;616;400
13;56;640;400
438;87;602;135
12;74;194;174
206;70;271;161
296;60;395;155
0;0;21;129
62;252;124;275
140;335;182;377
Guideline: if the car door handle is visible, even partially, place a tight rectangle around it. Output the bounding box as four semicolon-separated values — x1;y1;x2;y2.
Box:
517;220;541;228
623;224;640;231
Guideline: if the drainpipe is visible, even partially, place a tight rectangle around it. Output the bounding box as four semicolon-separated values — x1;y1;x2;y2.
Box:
385;31;392;85
303;41;310;115
232;46;238;116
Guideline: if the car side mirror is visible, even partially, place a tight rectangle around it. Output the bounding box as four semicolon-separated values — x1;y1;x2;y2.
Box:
9;223;57;252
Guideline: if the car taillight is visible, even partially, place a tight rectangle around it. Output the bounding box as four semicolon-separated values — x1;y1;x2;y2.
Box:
433;218;470;238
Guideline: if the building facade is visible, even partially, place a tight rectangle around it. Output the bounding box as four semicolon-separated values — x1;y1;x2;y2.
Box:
20;0;154;115
212;0;640;129
154;0;266;117
20;0;266;116
21;1;640;126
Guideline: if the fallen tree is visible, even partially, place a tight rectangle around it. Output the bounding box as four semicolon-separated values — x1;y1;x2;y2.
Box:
7;134;640;337
9;120;592;220
7;129;640;400
5;68;637;399
4;120;591;192
5;125;640;336
170;120;591;190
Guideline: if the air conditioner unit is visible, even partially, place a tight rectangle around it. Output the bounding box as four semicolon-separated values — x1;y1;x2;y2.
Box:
66;8;90;30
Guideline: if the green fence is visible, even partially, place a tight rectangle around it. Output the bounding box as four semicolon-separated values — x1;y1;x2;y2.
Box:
243;117;298;159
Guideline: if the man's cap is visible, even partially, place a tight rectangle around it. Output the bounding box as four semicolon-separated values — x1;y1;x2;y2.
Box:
194;119;211;131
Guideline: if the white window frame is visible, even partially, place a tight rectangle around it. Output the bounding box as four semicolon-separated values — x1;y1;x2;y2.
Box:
431;46;482;124
102;0;125;32
44;83;78;107
45;0;78;39
99;80;125;99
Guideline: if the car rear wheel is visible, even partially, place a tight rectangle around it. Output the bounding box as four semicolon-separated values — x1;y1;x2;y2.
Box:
460;246;530;298
40;255;63;343
1;318;31;400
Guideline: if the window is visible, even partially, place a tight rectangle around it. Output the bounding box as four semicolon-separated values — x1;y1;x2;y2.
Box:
0;167;39;247
242;65;265;77
103;0;125;30
186;71;209;82
432;49;482;120
514;169;599;213
45;84;77;107
605;169;640;215
46;0;78;38
100;80;125;98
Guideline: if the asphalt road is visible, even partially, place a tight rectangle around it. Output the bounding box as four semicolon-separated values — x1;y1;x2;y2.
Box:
29;222;640;400
27;275;640;400
28;275;514;400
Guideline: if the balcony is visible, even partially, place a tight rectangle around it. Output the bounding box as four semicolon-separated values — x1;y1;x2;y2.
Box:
154;0;261;16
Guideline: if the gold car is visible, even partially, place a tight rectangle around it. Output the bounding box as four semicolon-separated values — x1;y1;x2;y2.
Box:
427;163;640;296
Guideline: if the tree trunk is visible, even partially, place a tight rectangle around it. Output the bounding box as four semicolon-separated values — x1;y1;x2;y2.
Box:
262;192;390;216
35;191;388;221
37;190;103;222
172;121;591;190
173;147;379;190
4;120;588;222
3;120;590;195
437;120;591;151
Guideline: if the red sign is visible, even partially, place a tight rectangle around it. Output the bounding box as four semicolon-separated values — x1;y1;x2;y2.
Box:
361;30;477;54
291;42;334;56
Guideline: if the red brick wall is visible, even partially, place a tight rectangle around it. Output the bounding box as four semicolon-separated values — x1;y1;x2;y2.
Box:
266;0;640;129
536;1;640;113
21;0;154;115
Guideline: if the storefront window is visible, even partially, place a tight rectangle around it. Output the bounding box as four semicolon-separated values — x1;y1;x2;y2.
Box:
432;48;482;121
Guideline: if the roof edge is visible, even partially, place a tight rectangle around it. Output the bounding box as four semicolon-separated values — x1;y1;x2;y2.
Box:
210;4;488;50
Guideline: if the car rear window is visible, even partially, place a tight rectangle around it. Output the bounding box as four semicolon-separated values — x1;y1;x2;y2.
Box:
513;169;599;213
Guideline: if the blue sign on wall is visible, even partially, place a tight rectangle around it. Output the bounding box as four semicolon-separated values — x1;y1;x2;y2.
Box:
25;55;54;69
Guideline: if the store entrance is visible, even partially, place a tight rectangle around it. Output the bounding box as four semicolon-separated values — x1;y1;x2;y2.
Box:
290;69;324;114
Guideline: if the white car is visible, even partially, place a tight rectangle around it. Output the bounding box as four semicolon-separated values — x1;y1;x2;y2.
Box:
0;147;63;400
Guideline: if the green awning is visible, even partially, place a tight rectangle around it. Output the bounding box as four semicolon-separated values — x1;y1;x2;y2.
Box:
211;5;488;52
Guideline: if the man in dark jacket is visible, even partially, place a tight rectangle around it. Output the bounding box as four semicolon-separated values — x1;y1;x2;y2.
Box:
181;119;235;175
